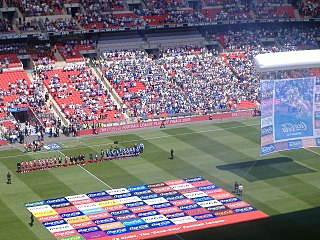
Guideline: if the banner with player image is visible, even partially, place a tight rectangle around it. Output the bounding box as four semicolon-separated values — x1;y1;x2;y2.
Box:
260;77;320;155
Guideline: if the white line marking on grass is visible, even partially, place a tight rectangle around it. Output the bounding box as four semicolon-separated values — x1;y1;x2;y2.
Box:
0;123;259;160
57;150;113;190
77;165;113;189
175;234;185;240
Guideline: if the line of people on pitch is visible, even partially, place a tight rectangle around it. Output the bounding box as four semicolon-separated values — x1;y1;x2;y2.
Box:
16;143;144;172
88;143;144;162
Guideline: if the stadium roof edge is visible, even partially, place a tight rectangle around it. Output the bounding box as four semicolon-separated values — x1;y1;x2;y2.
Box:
254;49;320;72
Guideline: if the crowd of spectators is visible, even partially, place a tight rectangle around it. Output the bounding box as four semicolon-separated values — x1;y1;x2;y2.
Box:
0;17;13;32
298;1;320;18
43;17;79;32
7;0;63;17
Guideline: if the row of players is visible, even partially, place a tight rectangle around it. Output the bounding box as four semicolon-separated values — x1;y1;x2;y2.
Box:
17;143;144;172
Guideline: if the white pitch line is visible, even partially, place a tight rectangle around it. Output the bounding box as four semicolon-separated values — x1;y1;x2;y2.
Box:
57;150;113;190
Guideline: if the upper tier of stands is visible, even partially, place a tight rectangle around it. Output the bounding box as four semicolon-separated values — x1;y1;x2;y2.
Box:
1;0;317;34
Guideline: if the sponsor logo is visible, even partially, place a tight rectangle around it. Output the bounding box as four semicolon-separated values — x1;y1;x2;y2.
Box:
302;138;316;148
143;197;168;205
109;209;132;216
177;188;199;194
132;190;153;196
127;224;149;231
92;196;114;202
183;191;208;199
219;197;240;204
190;180;213;187
170;199;194;206
170;216;197;225
178;203;201;211
61;211;84;219
192;196;213;203
234;206;256;213
152;202;173;209
87;212;112;220
261;126;273;137
124;201;146;208
164;212;187;219
105;227;130;236
47;224;74;233
86;191;108;198
210;193;234;200
117;196;142;204
315;120;320;129
274;141;288;152
53;230;78;238
281;122;307;134
261;144;275;155
77;226;100;234
184;177;205;182
316;138;320;146
33;209;58;217
171;183;194;190
214;209;234;217
126;185;149;192
225;201;250;209
81;231;107;239
142;214;169;223
27;205;53;213
103;204;127;212
81;208;106;215
65;216;90;224
261;134;274;146
43;219;67;227
193;213;216;220
198;184;218;191
184;208;209;216
115;214;137;221
93;217;117;225
44;143;63;151
148;220;174;228
70;221;96;229
137;210;159;218
157;207;181;215
74;203;100;211
129;205;154;213
24;201;46;208
98;222;123;231
46;198;68;205
106;188;130;196
65;194;89;202
159;191;179;197
163;194;186;201
203;188;224;195
206;205;227;212
96;199;121;207
147;182;167;188
139;193;159;200
113;193;133;199
288;140;302;149
71;199;93;206
151;186;173;193
51;202;72;209
261;117;273;128
315;111;320;120
197;200;222;208
121;218;146;227
38;214;62;223
164;179;186;186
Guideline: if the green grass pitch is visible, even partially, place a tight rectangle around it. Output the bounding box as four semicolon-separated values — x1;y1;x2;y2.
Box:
0;117;319;240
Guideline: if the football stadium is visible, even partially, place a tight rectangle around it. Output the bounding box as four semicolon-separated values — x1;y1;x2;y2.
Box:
0;0;320;239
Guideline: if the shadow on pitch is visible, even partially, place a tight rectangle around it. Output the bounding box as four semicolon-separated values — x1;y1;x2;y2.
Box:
216;157;316;182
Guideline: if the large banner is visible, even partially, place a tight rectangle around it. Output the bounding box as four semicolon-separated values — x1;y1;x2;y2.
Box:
25;177;267;240
261;77;319;155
